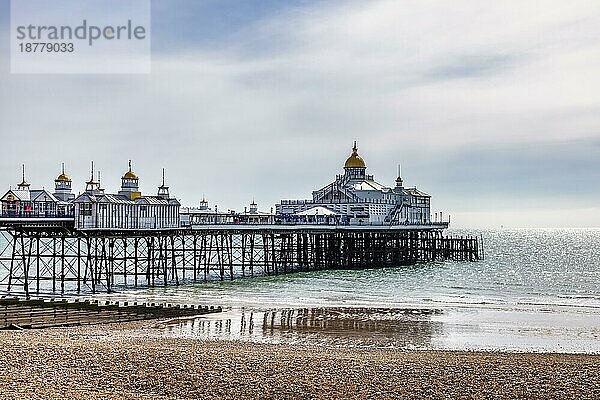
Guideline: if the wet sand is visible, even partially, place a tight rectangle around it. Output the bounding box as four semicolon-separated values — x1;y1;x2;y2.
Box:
1;321;600;400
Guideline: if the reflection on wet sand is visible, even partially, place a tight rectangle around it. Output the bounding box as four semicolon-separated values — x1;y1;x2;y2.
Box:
164;307;444;349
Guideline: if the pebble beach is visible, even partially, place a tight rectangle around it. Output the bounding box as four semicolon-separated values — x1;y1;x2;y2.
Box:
1;321;599;400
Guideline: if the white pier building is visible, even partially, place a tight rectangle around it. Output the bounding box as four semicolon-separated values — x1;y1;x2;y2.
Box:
0;165;74;217
73;162;180;230
180;198;232;226
276;143;432;225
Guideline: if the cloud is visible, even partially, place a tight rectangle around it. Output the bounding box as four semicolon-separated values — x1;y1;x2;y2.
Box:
424;53;520;81
0;0;598;226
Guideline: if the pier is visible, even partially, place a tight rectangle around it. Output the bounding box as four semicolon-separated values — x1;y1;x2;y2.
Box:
0;222;480;295
0;147;482;296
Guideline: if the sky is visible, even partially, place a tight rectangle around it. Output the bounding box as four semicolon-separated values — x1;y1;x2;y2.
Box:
0;0;599;228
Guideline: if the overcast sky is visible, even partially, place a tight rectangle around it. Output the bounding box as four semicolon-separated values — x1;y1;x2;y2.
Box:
0;0;599;228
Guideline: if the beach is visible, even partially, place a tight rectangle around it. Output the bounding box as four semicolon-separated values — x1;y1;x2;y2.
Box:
1;229;600;398
1;321;599;400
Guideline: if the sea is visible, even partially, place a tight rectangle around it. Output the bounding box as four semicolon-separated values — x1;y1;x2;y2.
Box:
3;228;600;353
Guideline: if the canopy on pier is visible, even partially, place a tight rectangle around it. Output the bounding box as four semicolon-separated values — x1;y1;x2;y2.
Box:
296;206;338;216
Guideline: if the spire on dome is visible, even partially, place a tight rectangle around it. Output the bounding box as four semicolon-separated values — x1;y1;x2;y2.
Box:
344;141;366;169
56;162;71;182
123;160;138;180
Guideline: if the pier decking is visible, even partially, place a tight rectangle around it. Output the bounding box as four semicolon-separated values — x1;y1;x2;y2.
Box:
0;222;480;295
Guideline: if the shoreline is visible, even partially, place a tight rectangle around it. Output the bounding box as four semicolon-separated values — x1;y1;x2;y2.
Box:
6;298;600;354
160;305;600;355
1;321;600;399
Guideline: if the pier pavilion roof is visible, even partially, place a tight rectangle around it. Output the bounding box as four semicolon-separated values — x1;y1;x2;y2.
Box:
74;192;179;206
313;171;390;201
30;190;59;204
239;208;273;217
398;188;431;197
1;190;31;202
97;194;136;204
350;180;388;191
296;206;338;216
136;196;180;206
180;206;229;216
72;193;96;203
73;193;132;204
1;189;59;206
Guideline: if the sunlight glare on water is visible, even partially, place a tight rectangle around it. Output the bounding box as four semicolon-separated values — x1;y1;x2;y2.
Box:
112;229;600;312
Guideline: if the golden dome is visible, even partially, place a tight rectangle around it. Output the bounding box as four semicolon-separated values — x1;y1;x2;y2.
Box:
122;160;138;180
56;173;71;182
123;170;138;180
344;142;366;168
56;164;71;182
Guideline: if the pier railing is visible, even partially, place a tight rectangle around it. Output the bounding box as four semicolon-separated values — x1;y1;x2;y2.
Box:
0;212;75;218
0;212;448;229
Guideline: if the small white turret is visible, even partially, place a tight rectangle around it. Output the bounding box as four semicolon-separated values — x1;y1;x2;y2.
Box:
249;200;258;213
17;164;30;191
85;161;102;194
199;197;209;210
54;163;73;201
394;164;404;192
118;160;141;200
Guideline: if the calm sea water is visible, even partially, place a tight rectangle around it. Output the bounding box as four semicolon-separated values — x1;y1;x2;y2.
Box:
3;229;600;352
115;229;600;310
102;228;600;353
